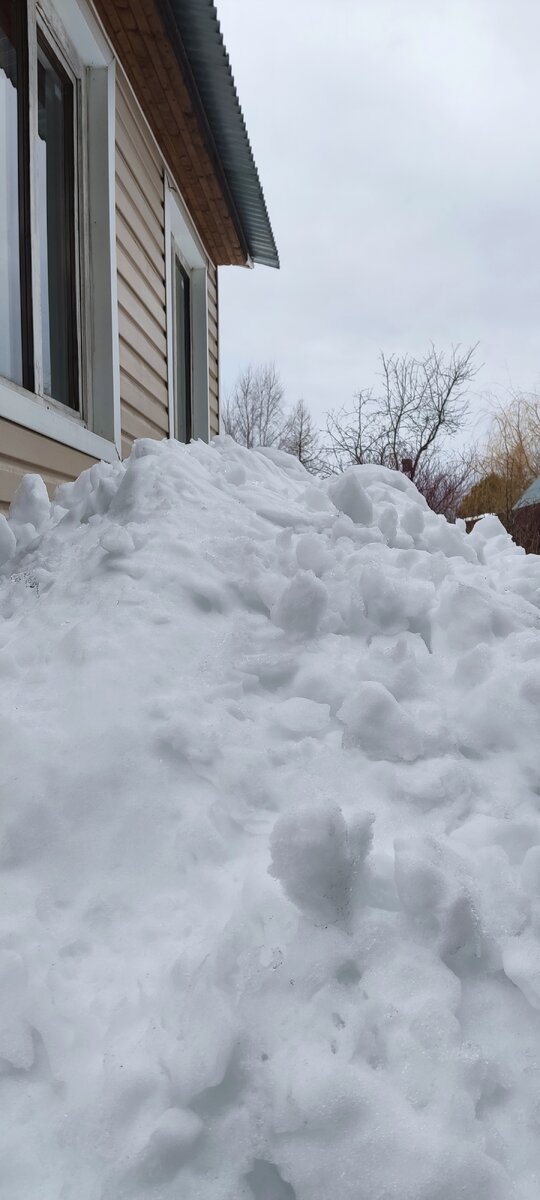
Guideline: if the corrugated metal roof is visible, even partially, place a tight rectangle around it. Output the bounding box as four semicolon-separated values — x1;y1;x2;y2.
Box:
514;475;540;510
157;0;279;269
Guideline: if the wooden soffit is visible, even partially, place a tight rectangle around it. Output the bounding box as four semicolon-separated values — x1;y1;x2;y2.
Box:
92;0;248;266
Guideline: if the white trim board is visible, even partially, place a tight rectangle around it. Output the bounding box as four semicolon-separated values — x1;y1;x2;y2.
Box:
2;0;121;463
0;378;119;462
165;178;210;443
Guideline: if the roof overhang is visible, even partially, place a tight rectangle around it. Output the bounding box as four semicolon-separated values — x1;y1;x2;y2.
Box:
157;0;279;269
513;477;540;511
92;0;278;269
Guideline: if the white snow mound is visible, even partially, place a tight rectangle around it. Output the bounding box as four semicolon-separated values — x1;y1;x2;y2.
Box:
1;436;540;1199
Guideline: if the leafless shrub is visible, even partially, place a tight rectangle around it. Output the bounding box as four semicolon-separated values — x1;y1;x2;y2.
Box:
326;345;479;479
223;366;323;473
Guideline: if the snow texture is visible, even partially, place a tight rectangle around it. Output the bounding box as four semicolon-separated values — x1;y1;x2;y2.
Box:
1;439;540;1199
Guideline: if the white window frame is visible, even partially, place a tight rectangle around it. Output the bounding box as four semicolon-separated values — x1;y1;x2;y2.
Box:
0;0;121;462
164;176;210;443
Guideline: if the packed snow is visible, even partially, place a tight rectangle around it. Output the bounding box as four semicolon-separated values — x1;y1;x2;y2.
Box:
1;436;540;1199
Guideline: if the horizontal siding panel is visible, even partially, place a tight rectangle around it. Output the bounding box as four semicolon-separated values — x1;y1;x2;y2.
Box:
118;307;167;383
117;274;166;349
121;400;166;443
115;170;164;257
208;334;218;364
116;67;163;169
116;243;165;321
119;339;168;402
120;371;169;432
207;275;217;308
116;214;165;302
207;311;218;345
0;417;96;509
115;111;163;212
115;145;164;230
116;68;169;456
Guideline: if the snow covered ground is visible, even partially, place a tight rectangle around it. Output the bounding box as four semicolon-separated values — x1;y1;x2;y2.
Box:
1;437;540;1199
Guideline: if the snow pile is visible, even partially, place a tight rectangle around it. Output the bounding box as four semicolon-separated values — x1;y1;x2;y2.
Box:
1;437;540;1199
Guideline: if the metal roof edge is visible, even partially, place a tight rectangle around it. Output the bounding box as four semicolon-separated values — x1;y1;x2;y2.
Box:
156;0;279;269
513;475;540;510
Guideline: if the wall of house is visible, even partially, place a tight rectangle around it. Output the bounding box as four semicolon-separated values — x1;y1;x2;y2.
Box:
115;66;220;452
116;70;169;459
0;62;220;515
0;417;96;512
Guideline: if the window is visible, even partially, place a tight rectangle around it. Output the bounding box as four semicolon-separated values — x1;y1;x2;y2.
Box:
1;2;78;406
0;0;120;461
0;0;25;386
37;35;78;409
166;180;210;444
173;255;192;443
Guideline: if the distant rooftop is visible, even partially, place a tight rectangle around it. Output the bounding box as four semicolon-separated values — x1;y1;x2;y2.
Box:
513;476;540;511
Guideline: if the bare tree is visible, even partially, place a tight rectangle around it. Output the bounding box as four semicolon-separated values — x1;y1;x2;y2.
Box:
457;471;507;523
414;450;477;520
326;345;479;479
480;392;540;524
222;363;286;448
280;399;324;473
223;365;325;474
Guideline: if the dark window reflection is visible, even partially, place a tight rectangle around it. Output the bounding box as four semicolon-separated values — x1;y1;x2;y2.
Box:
174;256;192;442
37;39;77;409
0;0;23;384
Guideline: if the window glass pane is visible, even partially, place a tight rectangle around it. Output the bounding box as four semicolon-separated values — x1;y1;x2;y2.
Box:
0;0;22;384
174;256;192;443
37;38;77;408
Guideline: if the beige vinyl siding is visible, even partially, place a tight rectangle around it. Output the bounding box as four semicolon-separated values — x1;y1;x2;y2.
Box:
208;263;219;437
115;70;169;459
0;417;96;512
0;68;221;516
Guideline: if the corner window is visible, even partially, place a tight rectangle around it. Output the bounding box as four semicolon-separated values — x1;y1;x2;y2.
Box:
0;2;79;408
0;0;24;386
37;36;78;409
0;0;120;462
173;255;192;443
166;181;210;444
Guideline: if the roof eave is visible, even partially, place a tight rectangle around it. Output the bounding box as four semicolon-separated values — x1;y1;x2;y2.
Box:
156;0;279;270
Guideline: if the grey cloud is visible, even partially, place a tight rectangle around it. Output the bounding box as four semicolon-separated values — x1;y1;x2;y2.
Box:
218;0;540;433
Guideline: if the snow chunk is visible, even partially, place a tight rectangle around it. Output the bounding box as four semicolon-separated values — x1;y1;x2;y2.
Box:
9;472;50;530
521;846;540;896
502;932;540;1010
338;681;423;761
328;469;373;525
133;1108;204;1186
295;532;331;576
394;836;478;956
269;801;371;924
271;570;327;635
0;514;16;567
271;697;331;738
469;513;522;562
99;525;136;557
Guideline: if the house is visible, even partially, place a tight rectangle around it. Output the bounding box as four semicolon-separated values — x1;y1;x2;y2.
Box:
0;0;278;511
457;473;509;532
512;475;540;554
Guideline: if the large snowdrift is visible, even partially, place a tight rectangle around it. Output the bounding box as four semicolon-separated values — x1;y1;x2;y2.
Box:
1;437;540;1199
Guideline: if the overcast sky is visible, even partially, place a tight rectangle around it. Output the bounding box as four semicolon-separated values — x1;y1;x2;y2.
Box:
217;0;540;443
